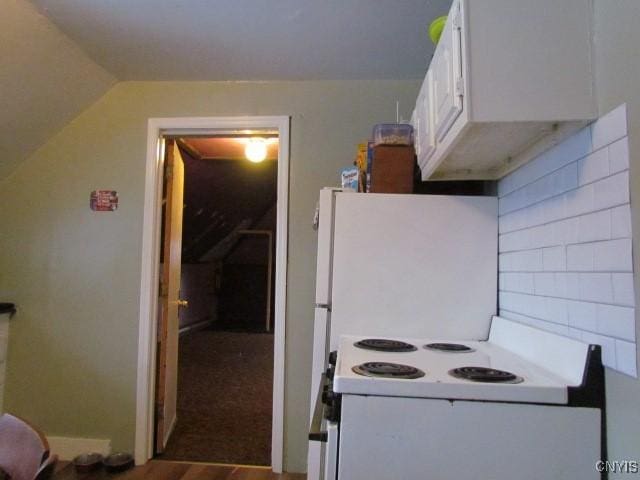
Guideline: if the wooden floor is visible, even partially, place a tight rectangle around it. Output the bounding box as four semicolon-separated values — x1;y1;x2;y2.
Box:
53;460;306;480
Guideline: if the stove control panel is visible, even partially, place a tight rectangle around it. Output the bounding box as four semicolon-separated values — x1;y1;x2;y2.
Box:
323;351;341;422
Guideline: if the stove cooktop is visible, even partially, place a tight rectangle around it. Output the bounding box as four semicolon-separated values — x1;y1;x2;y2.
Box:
449;366;523;384
353;362;425;379
333;334;573;404
354;338;417;352
424;342;475;353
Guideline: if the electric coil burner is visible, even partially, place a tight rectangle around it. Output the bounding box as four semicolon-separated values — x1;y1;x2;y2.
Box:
449;366;523;384
424;342;474;353
352;362;425;379
354;339;417;352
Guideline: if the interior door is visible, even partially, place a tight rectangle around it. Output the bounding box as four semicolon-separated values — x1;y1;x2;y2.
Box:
155;139;185;453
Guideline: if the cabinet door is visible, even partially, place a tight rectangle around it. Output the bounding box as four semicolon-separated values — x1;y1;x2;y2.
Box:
432;0;463;142
413;71;436;168
410;106;419;155
418;69;436;162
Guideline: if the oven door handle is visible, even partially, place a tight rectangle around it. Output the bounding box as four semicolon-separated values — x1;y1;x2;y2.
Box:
308;373;328;442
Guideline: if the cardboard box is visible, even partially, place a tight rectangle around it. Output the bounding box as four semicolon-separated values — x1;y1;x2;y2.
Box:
369;145;415;193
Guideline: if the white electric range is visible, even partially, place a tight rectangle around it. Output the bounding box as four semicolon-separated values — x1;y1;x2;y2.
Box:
311;317;604;480
307;191;604;480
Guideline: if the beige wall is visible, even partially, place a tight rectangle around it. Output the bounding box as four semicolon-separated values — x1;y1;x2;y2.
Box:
0;80;419;472
593;1;640;474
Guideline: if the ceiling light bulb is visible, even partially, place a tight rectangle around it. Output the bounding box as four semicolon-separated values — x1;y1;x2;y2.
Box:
245;138;267;163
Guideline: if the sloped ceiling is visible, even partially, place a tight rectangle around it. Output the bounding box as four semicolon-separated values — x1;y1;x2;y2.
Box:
0;0;116;180
179;143;277;263
29;0;452;80
1;0;452;180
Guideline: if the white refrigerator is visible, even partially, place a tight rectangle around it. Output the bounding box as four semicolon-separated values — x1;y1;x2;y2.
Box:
307;189;498;480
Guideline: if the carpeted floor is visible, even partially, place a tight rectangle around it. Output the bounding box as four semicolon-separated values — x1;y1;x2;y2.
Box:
159;329;274;465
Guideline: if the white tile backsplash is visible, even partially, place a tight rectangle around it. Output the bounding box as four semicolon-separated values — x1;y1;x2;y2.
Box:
553;217;579;245
499;127;591;197
553;273;569;298
578;148;609;186
593;238;633;272
499;229;529;252
535;320;570;336
577;210;611;243
565;183;595;217
567;300;597;332
548;126;593;167
596;304;636;341
615;339;638;377
499;249;544;272
593;171;630;210
534;272;555;296
545;297;569;325
591;104;627;151
542;246;566;271
612;273;635;307
498;104;636;377
611;204;632;238
567;243;594;271
567;327;584;340
564;272;581;299
503;272;536;294
609;137;630;174
579;273;614;304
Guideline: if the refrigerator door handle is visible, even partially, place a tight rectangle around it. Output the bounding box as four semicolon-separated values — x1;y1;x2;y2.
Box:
309;374;328;442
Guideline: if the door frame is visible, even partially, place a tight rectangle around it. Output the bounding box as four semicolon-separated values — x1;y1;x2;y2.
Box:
135;116;290;472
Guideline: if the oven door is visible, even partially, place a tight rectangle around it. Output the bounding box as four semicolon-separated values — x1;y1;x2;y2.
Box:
308;374;339;480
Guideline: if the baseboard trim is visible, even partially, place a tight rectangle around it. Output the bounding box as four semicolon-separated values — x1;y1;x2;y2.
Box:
153;459;272;469
47;436;111;460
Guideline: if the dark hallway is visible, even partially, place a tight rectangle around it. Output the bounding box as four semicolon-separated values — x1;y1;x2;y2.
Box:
157;135;277;465
161;330;273;465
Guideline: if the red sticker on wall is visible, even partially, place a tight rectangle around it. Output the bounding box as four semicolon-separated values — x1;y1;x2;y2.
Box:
90;190;118;211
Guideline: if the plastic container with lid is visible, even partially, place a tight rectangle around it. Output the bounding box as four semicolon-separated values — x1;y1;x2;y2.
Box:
372;123;414;146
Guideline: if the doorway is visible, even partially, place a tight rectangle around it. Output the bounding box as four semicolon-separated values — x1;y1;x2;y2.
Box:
158;135;277;465
135;117;289;472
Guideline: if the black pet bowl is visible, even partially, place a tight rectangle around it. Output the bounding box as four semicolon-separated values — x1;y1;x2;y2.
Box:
103;452;135;473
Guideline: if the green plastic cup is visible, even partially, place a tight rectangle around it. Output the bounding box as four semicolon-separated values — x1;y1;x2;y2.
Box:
429;16;448;45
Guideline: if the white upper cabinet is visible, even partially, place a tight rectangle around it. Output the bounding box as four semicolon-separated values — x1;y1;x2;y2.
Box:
432;2;463;142
415;0;596;180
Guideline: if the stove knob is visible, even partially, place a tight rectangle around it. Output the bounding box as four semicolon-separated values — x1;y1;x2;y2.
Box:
323;390;338;406
326;366;335;380
328;351;337;366
325;394;341;422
